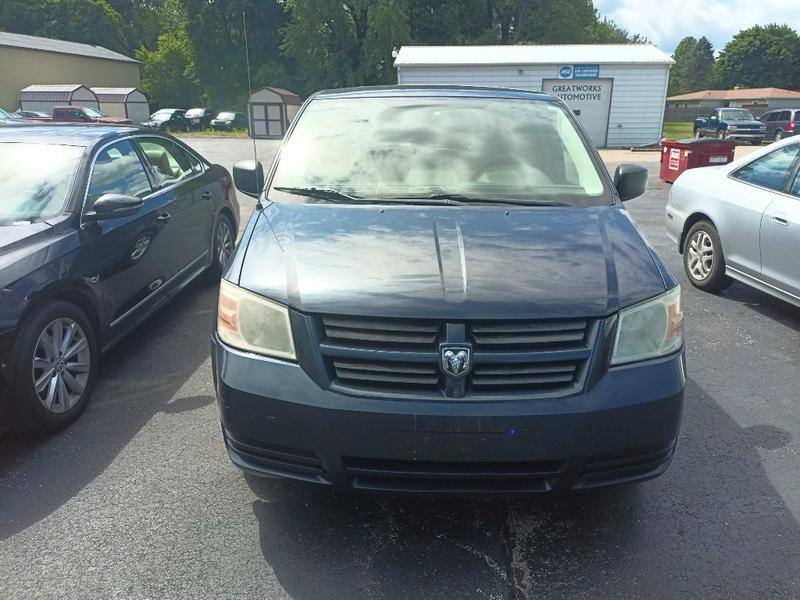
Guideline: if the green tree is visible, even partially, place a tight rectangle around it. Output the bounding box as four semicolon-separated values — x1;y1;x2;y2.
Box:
0;0;128;54
136;29;201;109
669;36;715;95
713;24;800;89
282;0;410;92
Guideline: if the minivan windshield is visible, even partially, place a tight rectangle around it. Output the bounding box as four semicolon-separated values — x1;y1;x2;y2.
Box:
269;96;608;206
0;142;84;221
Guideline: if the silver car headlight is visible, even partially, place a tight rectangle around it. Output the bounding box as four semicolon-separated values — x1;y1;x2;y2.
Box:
217;279;296;360
611;286;683;366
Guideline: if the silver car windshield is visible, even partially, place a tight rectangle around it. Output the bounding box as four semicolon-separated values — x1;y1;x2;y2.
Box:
270;97;608;206
0;142;84;221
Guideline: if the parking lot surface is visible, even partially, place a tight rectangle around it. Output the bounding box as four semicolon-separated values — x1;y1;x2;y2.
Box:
2;139;799;599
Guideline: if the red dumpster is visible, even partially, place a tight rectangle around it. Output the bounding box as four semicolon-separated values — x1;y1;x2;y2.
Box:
659;138;736;184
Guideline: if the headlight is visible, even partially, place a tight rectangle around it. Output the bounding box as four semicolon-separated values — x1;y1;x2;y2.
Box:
611;286;683;366
217;279;296;360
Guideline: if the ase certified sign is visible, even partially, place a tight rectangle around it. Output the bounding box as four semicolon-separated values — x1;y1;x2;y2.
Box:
558;64;601;80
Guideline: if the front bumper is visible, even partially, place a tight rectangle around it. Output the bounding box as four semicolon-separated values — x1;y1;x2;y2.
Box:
213;336;686;495
724;131;764;141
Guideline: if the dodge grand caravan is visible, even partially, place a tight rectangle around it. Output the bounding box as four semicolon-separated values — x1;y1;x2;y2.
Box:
212;86;685;494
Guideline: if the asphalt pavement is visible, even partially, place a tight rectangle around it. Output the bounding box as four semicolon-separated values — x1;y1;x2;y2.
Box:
1;139;799;599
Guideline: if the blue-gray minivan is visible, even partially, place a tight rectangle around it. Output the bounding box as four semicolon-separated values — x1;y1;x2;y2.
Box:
212;86;685;495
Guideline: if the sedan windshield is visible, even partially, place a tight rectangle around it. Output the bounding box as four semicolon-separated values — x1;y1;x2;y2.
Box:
720;109;755;121
83;107;106;118
269;97;607;206
151;110;174;121
216;112;236;120
186;108;206;118
0;142;84;221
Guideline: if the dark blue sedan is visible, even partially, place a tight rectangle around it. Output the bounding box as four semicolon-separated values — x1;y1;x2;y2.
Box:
0;125;239;432
212;86;686;495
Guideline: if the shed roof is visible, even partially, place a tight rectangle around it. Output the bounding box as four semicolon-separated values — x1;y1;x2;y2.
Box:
394;44;674;67
0;31;138;64
19;84;96;102
251;86;302;105
668;87;800;101
91;87;144;102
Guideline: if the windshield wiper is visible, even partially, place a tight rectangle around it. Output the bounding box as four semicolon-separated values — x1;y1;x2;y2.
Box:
421;193;556;206
272;186;366;203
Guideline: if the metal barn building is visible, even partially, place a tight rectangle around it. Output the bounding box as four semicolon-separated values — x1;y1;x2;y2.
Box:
19;84;99;113
92;87;150;125
0;31;140;113
394;45;674;148
247;87;303;139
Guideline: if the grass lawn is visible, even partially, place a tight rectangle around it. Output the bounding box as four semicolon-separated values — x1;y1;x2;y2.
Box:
662;122;694;140
176;129;250;139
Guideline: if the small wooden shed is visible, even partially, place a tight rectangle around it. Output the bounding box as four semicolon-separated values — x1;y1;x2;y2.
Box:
19;84;99;113
247;87;302;138
91;87;150;125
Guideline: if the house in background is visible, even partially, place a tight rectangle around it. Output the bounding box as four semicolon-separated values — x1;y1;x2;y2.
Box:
0;31;140;112
667;87;800;112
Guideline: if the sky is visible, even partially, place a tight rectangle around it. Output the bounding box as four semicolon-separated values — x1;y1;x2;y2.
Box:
594;0;800;53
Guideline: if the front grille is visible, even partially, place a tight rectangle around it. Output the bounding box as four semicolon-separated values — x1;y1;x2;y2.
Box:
316;315;598;398
342;456;563;493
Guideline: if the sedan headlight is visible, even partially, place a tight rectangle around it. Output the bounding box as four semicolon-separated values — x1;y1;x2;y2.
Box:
217;279;296;360
611;286;683;365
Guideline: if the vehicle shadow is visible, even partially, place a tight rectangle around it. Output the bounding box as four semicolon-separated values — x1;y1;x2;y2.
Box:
715;280;800;333
0;278;218;540
246;378;800;599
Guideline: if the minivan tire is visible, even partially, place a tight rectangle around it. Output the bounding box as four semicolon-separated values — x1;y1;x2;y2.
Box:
683;221;732;292
12;301;98;434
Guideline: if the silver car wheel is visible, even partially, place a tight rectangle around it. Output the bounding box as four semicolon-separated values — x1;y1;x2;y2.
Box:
687;230;714;281
32;318;91;414
216;219;234;267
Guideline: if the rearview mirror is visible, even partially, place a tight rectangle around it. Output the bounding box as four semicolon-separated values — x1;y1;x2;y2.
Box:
614;164;648;201
233;160;265;198
86;194;143;221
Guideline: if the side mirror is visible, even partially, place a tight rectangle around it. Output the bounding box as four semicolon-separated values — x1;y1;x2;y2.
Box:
614;164;648;202
233;160;264;198
86;194;143;221
710;115;718;121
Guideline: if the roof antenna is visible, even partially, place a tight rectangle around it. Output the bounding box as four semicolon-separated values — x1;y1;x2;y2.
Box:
242;8;262;207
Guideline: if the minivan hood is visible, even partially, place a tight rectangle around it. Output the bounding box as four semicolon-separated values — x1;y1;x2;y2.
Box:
237;203;666;319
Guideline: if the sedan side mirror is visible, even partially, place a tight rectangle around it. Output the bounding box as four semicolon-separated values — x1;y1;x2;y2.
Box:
614;164;648;202
86;193;143;221
233;160;265;198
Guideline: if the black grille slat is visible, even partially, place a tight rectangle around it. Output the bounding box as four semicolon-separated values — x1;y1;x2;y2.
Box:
474;364;577;376
333;360;434;374
324;317;438;333
472;373;576;386
472;331;586;345
326;326;437;345
471;320;587;333
336;369;439;385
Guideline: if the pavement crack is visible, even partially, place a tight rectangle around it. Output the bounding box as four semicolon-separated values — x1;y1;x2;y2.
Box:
496;499;524;600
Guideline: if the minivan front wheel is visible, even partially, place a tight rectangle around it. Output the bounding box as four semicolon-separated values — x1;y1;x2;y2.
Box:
683;221;732;292
13;301;98;433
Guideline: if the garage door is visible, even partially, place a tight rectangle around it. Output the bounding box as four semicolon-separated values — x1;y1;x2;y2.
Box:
542;79;613;147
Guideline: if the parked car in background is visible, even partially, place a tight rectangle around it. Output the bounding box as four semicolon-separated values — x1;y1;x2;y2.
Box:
694;108;765;144
14;110;51;120
215;86;685;495
0;125;239;433
759;109;800;141
141;109;189;132
51;106;131;125
666;136;800;304
0;107;26;125
185;107;214;130
210;111;248;131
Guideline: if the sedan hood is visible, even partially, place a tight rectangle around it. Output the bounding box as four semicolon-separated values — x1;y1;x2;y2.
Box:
0;221;54;288
237;203;667;319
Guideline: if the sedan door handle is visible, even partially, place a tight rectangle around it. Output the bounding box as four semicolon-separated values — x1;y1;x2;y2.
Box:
201;191;212;200
156;212;171;223
772;215;789;226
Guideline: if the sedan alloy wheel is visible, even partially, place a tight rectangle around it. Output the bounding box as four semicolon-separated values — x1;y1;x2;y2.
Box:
32;318;91;414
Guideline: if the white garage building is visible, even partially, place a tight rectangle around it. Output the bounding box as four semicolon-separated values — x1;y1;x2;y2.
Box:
394;45;674;148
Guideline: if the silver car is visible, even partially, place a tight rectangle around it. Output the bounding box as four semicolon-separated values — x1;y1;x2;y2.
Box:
666;136;800;304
